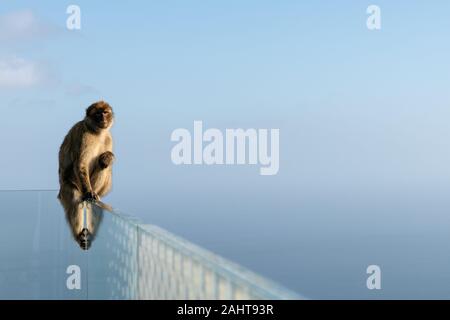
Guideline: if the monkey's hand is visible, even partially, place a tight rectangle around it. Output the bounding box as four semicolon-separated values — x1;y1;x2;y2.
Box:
99;151;115;169
82;191;99;202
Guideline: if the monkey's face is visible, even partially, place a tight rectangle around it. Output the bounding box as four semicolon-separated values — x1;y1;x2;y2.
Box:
86;102;114;129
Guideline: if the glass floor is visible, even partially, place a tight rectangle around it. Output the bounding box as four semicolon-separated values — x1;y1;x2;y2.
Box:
0;190;300;299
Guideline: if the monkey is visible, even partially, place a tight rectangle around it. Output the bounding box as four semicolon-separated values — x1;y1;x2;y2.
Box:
58;100;115;249
58;100;115;202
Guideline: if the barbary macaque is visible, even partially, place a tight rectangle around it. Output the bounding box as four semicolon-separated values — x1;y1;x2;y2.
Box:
58;101;114;249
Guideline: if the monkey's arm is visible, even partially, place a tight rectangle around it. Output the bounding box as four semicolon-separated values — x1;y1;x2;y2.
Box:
75;136;97;200
98;151;115;169
97;133;114;169
90;134;114;171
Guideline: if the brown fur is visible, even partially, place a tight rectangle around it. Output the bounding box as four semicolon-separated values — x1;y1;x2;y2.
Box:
58;101;114;249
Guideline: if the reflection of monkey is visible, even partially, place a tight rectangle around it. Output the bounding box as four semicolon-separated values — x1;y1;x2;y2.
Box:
58;101;114;249
66;202;104;250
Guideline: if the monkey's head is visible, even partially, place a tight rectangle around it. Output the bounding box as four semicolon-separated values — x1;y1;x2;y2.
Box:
85;101;114;130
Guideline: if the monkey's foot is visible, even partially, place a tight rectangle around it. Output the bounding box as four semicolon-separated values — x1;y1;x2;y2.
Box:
82;192;99;202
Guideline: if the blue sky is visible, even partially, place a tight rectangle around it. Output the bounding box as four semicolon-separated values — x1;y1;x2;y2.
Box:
1;1;450;297
1;1;449;188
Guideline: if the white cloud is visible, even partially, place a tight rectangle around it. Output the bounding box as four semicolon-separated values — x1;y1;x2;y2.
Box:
0;57;51;88
0;10;57;43
0;10;86;92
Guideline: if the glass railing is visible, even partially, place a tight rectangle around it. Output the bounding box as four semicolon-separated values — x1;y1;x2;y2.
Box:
0;190;301;299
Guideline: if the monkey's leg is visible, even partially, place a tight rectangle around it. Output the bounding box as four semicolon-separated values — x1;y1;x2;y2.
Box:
90;152;114;198
91;168;112;198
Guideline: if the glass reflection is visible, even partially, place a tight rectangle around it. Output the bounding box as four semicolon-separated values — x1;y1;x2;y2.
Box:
58;198;111;250
0;190;298;299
